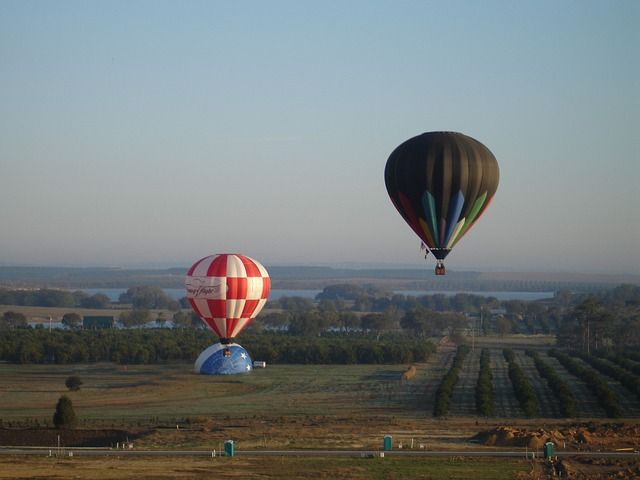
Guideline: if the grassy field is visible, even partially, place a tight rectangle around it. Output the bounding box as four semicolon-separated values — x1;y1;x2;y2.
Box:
0;361;537;478
2;341;640;479
0;362;417;421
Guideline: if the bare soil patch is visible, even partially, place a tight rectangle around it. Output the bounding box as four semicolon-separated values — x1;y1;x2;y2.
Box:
473;422;640;451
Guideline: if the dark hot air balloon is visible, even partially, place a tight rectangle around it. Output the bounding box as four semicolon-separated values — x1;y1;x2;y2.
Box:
384;131;499;275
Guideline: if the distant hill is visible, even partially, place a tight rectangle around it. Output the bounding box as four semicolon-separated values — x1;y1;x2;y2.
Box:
0;265;637;293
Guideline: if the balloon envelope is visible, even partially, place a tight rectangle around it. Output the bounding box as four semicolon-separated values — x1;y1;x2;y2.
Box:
195;342;253;375
384;131;499;261
185;253;270;341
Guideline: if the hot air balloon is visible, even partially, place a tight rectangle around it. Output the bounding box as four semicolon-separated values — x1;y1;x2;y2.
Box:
384;132;499;275
185;253;270;374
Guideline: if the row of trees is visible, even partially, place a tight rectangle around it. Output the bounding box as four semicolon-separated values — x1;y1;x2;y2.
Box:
525;349;576;417
549;349;621;418
575;352;640;400
595;350;640;376
475;349;494;416
0;329;435;365
433;345;469;417
503;349;537;417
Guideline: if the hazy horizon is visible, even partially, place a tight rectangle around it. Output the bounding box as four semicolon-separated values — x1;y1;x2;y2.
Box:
2;1;638;275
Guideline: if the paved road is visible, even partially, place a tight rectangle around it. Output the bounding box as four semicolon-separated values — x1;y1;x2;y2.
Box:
1;447;638;459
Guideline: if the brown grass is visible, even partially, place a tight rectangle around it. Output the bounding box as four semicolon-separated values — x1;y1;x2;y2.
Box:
0;455;532;480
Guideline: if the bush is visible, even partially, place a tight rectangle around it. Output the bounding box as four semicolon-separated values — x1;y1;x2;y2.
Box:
65;375;83;391
53;395;77;429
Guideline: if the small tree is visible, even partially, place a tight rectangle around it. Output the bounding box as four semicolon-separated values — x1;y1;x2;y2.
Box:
119;309;151;328
61;313;82;329
65;375;83;391
1;311;28;329
53;395;77;429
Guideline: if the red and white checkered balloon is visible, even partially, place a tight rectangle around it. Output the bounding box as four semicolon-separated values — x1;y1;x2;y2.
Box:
185;254;270;341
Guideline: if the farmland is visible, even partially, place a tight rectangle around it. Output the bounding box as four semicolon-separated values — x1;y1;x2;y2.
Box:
2;336;640;426
1;335;640;478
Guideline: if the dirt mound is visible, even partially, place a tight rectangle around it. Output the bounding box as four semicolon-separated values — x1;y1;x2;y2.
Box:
473;422;640;450
0;428;135;447
472;426;553;448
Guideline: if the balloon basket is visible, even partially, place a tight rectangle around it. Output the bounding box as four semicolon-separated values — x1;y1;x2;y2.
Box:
194;342;253;375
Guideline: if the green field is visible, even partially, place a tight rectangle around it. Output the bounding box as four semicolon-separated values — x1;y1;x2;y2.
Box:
3;358;640;479
0;362;418;421
0;362;536;478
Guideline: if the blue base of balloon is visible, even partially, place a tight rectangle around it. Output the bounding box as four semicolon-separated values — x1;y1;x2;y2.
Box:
194;342;253;375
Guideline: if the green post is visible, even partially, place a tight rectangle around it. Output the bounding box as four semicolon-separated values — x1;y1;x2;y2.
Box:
383;435;392;451
224;440;235;457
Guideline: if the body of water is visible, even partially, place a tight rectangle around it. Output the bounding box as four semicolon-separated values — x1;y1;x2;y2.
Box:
83;288;553;302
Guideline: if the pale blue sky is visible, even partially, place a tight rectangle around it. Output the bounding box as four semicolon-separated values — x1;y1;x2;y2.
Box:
1;1;638;274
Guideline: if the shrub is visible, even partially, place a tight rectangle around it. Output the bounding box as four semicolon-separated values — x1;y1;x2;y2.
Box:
65;375;83;391
53;395;77;429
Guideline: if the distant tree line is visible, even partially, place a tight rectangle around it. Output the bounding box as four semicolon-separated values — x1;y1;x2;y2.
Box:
556;284;640;351
0;286;180;310
0;288;111;309
299;283;502;314
254;307;469;340
0;330;434;365
2;283;638;347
